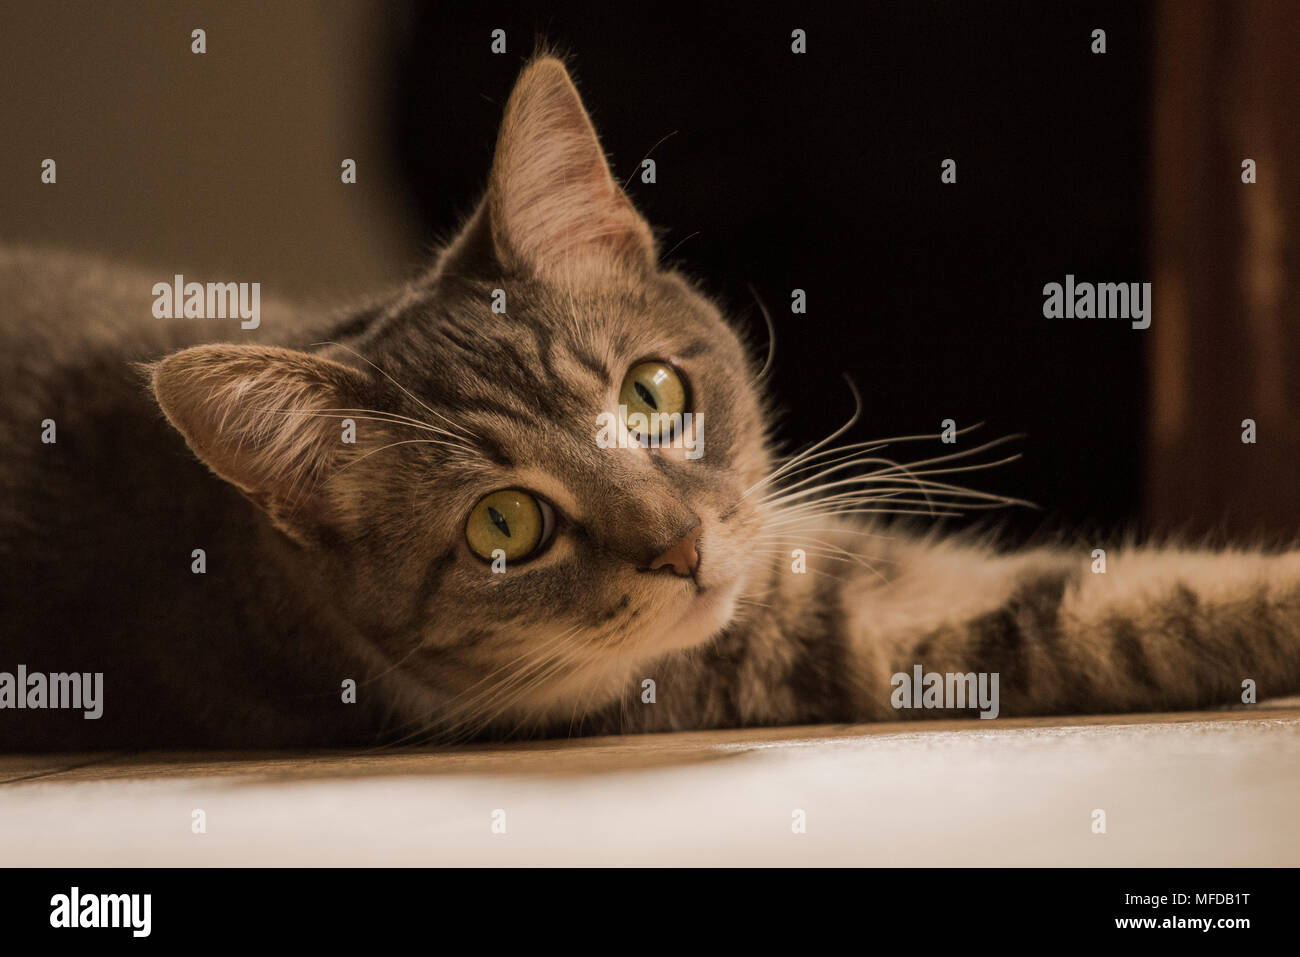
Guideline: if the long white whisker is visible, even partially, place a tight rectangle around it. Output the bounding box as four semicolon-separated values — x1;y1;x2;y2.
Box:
250;407;474;451
742;375;865;498
314;339;479;439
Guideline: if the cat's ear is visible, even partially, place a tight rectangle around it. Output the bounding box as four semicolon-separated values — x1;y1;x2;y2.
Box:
150;344;392;546
462;56;656;279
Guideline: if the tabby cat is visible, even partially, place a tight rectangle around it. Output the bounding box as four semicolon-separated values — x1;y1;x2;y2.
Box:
3;57;1298;749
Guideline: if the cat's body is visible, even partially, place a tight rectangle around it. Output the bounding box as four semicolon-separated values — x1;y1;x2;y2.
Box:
0;248;400;746
3;58;1299;750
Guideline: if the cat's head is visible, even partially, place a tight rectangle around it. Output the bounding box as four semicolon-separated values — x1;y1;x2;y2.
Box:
150;57;775;737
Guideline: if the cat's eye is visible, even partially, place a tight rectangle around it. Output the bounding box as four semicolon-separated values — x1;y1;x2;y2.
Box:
619;361;688;438
465;489;554;562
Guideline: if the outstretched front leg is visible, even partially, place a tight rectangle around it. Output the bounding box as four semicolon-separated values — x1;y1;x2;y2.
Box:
614;528;1300;733
801;531;1300;724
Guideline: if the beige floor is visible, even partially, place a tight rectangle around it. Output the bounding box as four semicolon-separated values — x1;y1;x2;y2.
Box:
3;703;1299;866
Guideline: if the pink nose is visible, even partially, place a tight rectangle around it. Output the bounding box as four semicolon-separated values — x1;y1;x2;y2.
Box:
649;524;702;578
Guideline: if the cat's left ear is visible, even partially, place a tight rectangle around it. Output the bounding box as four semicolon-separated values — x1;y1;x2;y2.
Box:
445;56;656;280
149;344;399;547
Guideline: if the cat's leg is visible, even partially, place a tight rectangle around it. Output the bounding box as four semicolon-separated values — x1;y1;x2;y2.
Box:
831;535;1300;720
590;532;1300;732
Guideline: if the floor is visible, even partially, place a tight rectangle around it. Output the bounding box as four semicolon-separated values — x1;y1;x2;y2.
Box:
3;702;1299;866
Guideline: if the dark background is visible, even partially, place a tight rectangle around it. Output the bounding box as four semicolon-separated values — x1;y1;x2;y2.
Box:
389;0;1151;544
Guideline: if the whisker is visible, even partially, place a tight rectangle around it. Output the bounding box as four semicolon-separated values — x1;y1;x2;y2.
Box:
763;486;1029;517
309;406;467;439
744;416;991;502
771;505;968;520
757;436;1025;507
747;283;777;381
248;406;475;452
372;626;583;748
746;546;889;580
467;635;593;743
741;374;865;499
313;339;479;439
328;438;465;475
424;627;590;744
752;534;887;571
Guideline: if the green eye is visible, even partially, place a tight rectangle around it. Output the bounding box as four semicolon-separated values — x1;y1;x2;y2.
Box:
465;489;552;561
619;361;688;438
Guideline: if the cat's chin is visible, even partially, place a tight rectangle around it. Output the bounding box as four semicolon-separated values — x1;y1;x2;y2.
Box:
518;580;745;726
648;577;744;654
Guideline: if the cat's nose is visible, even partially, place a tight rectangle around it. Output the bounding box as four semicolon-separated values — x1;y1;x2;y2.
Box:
648;522;702;579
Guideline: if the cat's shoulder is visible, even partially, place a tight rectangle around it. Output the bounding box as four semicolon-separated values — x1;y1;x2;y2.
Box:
0;244;161;339
0;245;310;359
0;243;157;292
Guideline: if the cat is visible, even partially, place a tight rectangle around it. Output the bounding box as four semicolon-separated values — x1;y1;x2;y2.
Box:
2;55;1298;750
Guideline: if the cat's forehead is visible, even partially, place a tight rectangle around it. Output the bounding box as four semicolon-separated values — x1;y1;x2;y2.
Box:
374;272;730;405
357;271;747;484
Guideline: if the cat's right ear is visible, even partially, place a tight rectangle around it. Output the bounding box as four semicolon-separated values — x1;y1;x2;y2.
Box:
149;344;396;546
438;56;656;282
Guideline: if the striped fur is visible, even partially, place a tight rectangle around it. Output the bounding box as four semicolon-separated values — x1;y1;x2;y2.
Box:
1;56;1297;750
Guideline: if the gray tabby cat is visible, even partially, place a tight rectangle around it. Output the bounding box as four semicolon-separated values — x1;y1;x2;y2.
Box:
3;57;1298;749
